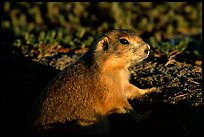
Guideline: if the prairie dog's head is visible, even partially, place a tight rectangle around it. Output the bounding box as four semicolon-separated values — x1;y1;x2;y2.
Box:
90;29;150;69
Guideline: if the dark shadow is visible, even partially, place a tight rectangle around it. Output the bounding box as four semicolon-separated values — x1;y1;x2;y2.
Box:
109;99;202;135
24;117;110;136
1;43;60;136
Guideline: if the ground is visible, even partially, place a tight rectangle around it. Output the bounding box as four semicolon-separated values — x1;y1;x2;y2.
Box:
1;45;202;136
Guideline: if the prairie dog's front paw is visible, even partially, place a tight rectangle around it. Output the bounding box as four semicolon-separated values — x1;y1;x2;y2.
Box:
149;87;162;93
138;87;155;95
145;87;161;94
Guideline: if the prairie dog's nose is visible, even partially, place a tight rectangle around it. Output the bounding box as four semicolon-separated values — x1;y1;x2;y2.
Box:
144;44;150;54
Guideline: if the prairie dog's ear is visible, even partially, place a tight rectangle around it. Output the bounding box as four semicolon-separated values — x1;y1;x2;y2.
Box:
96;36;109;51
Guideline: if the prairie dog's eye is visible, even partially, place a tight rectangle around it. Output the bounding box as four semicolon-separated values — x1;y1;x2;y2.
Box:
119;38;129;45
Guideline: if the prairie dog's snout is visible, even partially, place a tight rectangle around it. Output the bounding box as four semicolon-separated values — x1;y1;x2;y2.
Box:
136;43;150;55
131;42;150;63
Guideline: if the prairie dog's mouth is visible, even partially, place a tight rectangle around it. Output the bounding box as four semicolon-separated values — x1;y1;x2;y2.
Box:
136;55;149;63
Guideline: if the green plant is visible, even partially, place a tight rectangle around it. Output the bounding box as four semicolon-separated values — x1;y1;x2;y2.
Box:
3;2;202;61
149;37;189;58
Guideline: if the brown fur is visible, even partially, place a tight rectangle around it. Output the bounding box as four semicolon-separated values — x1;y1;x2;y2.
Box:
25;29;157;135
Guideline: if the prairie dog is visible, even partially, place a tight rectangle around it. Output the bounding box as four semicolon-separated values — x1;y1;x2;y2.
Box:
25;29;156;135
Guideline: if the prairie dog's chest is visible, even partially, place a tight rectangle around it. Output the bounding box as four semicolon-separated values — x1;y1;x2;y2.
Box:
102;68;130;90
118;69;130;86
